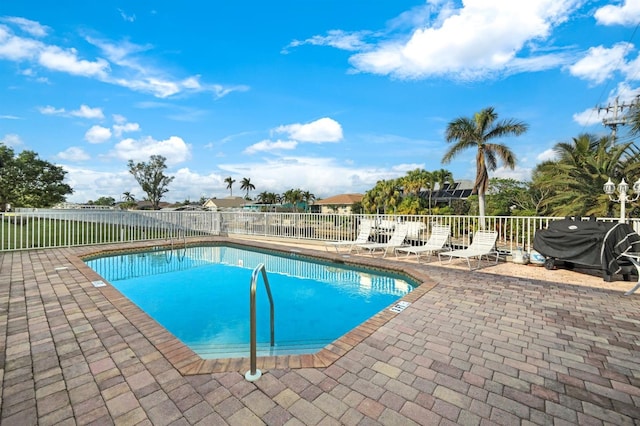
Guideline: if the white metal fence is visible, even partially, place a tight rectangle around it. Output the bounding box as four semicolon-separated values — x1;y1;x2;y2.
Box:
1;208;636;254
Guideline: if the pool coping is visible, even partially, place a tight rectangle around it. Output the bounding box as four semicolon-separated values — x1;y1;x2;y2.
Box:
71;236;439;375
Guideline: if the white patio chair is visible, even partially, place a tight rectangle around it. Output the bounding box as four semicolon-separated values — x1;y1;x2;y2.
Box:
395;224;451;263
356;223;409;257
438;230;499;270
325;220;373;253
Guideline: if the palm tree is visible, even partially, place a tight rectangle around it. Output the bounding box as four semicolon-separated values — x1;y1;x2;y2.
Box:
442;107;528;224
428;169;454;213
283;188;303;211
301;191;316;212
403;169;431;196
122;191;135;202
533;134;637;217
240;177;255;199
224;176;236;197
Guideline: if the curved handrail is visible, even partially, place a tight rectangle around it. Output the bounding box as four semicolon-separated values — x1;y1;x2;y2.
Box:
245;263;275;382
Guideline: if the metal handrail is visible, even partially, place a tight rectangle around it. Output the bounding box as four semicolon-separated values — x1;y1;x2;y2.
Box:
245;263;275;382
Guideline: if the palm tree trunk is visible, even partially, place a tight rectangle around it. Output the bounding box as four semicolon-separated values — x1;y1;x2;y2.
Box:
478;192;486;229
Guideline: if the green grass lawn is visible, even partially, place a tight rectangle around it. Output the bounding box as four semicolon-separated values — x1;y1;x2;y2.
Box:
1;215;177;250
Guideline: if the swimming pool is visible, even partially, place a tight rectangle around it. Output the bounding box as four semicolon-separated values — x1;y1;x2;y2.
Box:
84;244;415;359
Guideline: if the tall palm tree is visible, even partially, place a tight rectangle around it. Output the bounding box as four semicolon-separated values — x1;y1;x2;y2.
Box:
240;177;255;199
122;191;135;202
224;176;235;197
442;107;528;224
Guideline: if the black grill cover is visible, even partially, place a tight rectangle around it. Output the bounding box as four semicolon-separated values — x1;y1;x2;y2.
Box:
533;218;640;279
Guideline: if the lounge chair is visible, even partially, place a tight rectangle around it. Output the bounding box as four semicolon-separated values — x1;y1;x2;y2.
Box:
356;223;409;257
325;220;373;253
395;224;451;262
438;230;499;270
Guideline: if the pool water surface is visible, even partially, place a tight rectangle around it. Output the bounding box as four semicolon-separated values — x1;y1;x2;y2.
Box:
85;245;415;358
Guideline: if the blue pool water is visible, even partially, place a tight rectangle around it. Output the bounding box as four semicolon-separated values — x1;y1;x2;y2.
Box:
85;245;415;358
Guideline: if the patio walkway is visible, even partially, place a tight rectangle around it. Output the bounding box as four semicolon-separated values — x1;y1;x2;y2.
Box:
1;238;640;425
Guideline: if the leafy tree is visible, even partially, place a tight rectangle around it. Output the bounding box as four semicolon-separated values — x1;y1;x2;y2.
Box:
240;177;255;200
224;176;236;197
0;145;73;210
442;107;528;224
127;155;174;210
484;178;539;216
396;195;426;215
92;196;116;206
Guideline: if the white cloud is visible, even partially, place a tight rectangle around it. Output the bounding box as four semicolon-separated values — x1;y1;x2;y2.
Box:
568;43;631;84
283;30;372;53
39;105;65;115
572;108;603;126
71;104;104;119
61;165;138;203
274;117;343;142
0;133;23;147
112;135;191;165
0;17;49;37
38;45;109;77
57;146;90;161
536;148;557;162
0;18;248;100
118;9;136;23
299;0;582;80
113;122;140;137
85;125;112;144
218;156;406;198
111;115;140;137
169;168;223;200
243;139;298;154
0;25;42;60
573;82;640;126
493;165;533;182
595;0;640;26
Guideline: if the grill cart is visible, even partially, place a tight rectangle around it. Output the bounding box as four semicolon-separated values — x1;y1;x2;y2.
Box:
532;217;640;282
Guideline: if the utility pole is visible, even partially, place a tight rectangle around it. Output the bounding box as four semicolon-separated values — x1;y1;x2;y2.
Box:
597;96;640;142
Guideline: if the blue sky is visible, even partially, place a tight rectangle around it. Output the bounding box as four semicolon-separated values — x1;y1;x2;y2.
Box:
1;1;639;203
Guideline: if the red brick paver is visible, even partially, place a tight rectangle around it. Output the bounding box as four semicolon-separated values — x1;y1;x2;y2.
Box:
1;238;639;425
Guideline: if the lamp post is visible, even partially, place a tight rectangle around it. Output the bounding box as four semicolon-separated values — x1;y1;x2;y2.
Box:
603;177;640;223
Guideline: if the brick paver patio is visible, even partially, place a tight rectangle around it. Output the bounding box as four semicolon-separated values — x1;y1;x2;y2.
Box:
1;238;639;425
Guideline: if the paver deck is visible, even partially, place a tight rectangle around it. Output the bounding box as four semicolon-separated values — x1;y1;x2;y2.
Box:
1;237;640;425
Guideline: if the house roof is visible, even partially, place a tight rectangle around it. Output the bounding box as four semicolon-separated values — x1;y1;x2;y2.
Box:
203;197;246;209
315;193;363;205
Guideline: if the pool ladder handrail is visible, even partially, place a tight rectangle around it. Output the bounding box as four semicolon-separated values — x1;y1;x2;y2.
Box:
245;263;275;382
165;228;187;263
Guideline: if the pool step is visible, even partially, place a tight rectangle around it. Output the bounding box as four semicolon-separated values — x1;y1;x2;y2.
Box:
188;339;334;359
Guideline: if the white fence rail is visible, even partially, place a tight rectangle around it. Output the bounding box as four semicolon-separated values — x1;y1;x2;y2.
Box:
1;209;220;251
218;212;637;254
1;209;636;254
